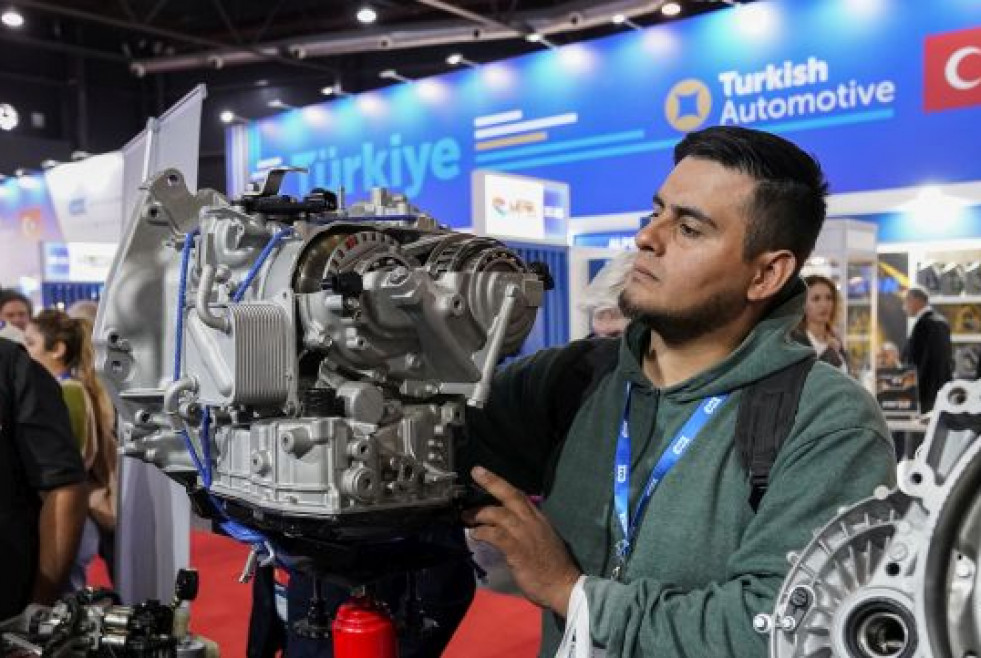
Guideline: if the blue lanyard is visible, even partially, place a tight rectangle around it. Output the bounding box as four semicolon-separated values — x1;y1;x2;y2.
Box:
612;382;728;580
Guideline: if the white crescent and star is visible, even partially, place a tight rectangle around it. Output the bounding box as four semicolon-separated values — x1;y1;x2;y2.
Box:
945;45;981;91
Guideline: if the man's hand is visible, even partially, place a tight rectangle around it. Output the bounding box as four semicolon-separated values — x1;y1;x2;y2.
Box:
463;466;581;616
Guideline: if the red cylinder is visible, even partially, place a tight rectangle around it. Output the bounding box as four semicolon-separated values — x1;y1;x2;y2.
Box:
332;596;399;658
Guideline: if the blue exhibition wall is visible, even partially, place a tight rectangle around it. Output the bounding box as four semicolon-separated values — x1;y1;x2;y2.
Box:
235;0;981;230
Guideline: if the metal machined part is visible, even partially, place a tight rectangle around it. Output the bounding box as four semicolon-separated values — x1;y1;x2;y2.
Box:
95;168;545;535
763;380;981;658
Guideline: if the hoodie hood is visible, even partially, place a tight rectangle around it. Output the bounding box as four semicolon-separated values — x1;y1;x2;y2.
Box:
618;277;814;401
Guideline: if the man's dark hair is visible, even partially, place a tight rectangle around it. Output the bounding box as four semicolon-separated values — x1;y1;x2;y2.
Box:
906;286;929;304
0;289;33;316
674;126;829;272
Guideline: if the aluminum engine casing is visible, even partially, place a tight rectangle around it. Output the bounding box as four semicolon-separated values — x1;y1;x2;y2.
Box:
759;380;981;657
94;169;545;527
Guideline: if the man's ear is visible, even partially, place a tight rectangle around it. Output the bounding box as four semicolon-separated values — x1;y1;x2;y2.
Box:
747;250;797;303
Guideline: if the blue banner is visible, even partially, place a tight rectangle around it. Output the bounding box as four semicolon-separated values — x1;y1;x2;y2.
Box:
236;0;981;228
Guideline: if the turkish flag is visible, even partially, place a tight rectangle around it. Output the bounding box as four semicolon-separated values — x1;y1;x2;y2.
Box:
925;26;981;112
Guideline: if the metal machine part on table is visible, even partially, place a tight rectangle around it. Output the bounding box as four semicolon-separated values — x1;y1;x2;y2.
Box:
93;168;546;553
0;570;210;657
758;379;981;658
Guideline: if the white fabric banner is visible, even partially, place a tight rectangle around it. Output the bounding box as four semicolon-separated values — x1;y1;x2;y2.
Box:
114;84;206;605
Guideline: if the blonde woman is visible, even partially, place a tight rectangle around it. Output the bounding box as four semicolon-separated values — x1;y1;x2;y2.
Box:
24;310;117;589
792;274;849;371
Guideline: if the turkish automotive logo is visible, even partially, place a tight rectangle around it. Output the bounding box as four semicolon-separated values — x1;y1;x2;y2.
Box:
925;26;981;112
664;79;712;132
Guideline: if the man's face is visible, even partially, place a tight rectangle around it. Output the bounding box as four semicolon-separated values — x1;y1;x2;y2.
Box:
619;156;759;342
0;300;30;330
903;293;923;317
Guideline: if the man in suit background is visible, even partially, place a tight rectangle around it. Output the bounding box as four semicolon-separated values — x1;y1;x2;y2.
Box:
903;286;953;413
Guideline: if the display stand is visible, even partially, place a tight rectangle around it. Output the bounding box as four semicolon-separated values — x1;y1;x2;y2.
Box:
802;219;878;384
103;84;206;605
906;240;981;379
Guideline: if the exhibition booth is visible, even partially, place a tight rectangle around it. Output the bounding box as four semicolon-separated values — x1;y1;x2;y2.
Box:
2;0;981;654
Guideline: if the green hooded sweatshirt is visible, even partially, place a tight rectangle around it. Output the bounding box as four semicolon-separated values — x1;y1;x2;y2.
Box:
464;279;896;657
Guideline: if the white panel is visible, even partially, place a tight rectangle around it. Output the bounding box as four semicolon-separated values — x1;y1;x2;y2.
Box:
44;153;124;243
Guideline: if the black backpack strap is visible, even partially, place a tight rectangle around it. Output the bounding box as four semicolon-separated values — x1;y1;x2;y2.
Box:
736;356;816;512
541;337;620;496
548;337;620;438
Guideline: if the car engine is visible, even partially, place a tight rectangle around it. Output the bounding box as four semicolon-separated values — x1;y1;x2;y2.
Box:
93;167;546;567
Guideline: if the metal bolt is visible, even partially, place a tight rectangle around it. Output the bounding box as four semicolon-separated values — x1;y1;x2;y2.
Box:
789;588;809;607
889;543;908;562
753;614;773;633
388;266;409;285
779;616;797;632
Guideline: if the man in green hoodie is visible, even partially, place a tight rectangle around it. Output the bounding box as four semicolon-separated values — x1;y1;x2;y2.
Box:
462;125;896;657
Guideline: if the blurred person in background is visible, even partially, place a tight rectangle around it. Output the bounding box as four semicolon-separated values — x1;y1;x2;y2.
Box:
902;286;953;413
66;298;117;581
876;341;902;370
67;299;99;325
24;310;118;590
0;290;33;331
0;320;24;344
0;335;86;621
578;251;635;339
792;273;849;371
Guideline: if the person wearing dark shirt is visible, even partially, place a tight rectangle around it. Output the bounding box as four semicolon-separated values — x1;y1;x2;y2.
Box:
902;286;953;413
0;337;87;621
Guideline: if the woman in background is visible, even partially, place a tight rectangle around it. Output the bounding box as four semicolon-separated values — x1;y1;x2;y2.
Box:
24;310;117;590
793;274;849;371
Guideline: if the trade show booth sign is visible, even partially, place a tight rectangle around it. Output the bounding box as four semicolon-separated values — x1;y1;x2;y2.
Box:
230;0;981;228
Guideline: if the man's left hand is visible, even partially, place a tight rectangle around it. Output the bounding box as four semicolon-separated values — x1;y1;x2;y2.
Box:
463;466;581;616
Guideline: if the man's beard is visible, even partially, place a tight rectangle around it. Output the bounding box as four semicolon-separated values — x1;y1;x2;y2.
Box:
618;285;745;344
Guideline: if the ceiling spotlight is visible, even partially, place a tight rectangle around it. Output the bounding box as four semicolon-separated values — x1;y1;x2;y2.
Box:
357;6;377;24
1;8;24;28
379;69;412;83
14;167;30;177
321;83;350;97
525;32;556;49
70;150;91;161
446;53;478;68
661;2;682;17
268;99;297;110
40;159;60;170
219;110;236;124
612;13;642;30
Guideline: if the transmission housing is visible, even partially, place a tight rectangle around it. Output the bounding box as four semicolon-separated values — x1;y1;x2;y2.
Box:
94;168;545;549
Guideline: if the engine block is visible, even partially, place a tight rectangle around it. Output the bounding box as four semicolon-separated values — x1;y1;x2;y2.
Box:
94;169;545;536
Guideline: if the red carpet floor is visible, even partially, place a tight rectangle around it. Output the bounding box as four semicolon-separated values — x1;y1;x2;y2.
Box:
89;530;541;657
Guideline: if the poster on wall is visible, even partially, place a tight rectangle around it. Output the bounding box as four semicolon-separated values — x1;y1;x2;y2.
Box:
482;173;545;240
231;0;981;227
472;170;569;241
43;153;124;243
